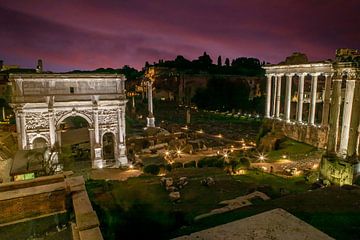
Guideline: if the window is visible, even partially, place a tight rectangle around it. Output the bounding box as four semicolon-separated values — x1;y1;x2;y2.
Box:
70;87;74;94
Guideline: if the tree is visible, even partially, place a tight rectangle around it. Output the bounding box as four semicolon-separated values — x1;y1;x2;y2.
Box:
225;58;230;67
217;56;222;66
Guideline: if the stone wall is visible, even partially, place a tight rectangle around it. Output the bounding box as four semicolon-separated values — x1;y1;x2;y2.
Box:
0;173;103;240
266;118;328;148
0;174;67;225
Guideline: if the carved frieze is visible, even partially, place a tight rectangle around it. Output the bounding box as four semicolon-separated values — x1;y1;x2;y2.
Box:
25;112;49;130
98;109;117;125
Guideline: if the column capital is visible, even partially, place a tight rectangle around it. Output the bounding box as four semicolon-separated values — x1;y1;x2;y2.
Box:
287;73;294;78
312;72;322;77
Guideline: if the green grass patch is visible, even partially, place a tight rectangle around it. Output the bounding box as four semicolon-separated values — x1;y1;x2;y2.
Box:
87;168;313;239
265;138;319;162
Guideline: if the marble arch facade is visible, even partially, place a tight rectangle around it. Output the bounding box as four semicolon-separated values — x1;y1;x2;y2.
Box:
10;73;128;168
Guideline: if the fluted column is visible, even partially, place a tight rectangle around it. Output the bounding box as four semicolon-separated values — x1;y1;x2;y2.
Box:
284;74;293;122
20;112;27;150
272;76;277;117
297;73;305;122
327;78;342;153
48;110;56;148
347;81;360;157
117;107;128;166
94;109;99;144
275;75;282;118
265;74;272;118
339;79;356;156
321;73;332;126
309;73;319;125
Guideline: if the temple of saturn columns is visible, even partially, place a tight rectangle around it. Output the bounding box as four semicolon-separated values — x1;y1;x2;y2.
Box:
10;73;128;169
264;49;360;185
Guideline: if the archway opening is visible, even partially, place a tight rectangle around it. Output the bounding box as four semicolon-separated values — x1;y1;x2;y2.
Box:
102;132;115;161
32;137;48;149
57;115;91;169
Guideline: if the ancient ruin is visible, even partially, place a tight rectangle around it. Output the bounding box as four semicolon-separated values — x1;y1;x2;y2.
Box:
264;49;360;184
9;73;128;168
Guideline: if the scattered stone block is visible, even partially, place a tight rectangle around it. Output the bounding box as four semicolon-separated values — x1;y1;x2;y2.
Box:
201;177;215;186
169;191;181;202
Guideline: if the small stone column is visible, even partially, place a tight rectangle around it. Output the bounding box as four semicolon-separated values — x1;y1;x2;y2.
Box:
347;81;360;157
272;76;277;117
275;75;282;118
146;81;155;127
297;73;305;122
265;74;272;118
321;74;332;126
339;79;356;156
309;73;319;125
327;78;342;153
284;74;293;122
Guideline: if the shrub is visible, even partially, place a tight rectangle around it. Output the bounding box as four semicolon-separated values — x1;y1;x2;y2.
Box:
164;164;172;172
143;164;160;175
184;161;196;168
172;162;183;168
198;156;224;168
234;158;251;171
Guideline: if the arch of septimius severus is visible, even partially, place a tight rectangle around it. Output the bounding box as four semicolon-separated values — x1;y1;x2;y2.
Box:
10;73;128;168
264;49;360;185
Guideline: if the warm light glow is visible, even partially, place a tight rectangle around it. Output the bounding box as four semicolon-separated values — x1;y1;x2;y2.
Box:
257;152;267;162
197;129;204;134
129;164;134;169
165;151;170;156
282;155;287;159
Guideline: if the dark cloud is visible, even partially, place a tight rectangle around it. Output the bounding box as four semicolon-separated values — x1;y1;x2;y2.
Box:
0;0;359;71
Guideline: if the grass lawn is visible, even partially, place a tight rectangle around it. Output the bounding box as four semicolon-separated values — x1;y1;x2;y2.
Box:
265;138;322;162
86;168;312;240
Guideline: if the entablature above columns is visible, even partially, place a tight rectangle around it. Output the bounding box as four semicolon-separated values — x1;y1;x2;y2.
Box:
264;62;333;77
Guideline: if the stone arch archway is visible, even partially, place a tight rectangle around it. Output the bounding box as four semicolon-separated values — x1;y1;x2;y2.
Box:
11;73;128;168
102;132;115;161
56;112;93;129
31;136;49;149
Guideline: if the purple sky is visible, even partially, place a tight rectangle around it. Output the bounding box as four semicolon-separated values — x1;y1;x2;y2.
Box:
0;0;359;72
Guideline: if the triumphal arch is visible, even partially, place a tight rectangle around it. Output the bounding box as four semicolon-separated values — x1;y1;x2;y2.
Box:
10;73;128;168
